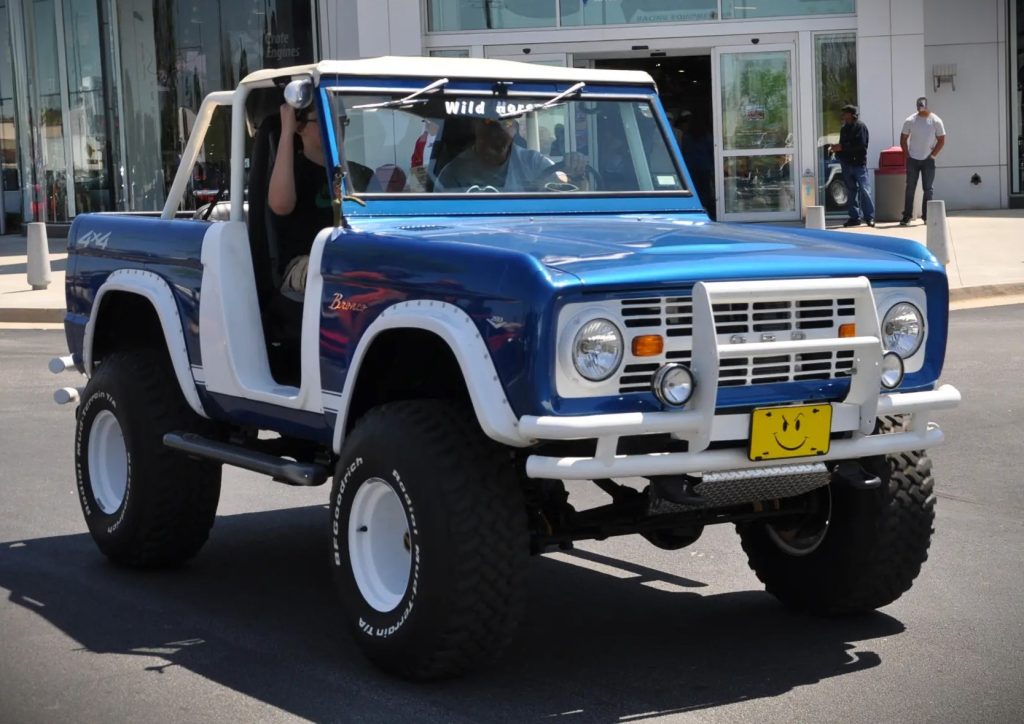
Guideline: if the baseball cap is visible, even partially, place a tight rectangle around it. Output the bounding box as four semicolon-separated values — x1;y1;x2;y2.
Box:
841;104;858;116
916;96;928;109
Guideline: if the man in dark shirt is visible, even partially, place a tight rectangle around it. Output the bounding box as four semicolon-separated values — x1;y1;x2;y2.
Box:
831;104;874;227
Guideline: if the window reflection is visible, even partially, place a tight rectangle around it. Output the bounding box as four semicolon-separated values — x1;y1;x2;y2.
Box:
722;154;795;214
428;0;555;31
0;0;23;227
427;0;851;30
24;0;69;221
114;0;316;212
64;2;112;214
720;52;792;151
814;33;856;211
721;0;853;20
561;0;715;26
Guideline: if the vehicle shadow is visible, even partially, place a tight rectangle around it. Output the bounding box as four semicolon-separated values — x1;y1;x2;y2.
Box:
0;504;904;722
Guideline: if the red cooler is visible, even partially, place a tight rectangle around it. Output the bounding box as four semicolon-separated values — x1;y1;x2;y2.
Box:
875;146;907;221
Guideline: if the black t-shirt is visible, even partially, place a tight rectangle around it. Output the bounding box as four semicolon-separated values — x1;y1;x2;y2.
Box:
270;152;333;276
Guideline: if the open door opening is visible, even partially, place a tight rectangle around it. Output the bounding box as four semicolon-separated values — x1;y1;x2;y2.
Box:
595;55;715;218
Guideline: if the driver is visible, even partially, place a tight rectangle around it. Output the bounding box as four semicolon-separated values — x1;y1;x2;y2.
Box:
435;116;557;192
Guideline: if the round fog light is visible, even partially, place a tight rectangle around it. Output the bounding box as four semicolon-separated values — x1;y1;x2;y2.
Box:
880;351;905;389
652;363;694;407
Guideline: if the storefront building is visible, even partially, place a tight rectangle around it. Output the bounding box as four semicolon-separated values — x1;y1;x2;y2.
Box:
323;0;1024;222
2;1;1021;228
0;0;318;232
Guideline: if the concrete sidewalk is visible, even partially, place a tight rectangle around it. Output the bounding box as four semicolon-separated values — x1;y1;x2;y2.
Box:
0;231;68;324
1;209;1022;326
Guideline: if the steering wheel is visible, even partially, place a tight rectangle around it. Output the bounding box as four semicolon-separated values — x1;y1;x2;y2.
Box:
540;159;602;191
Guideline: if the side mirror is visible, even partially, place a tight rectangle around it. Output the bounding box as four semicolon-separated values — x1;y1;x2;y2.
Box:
283;78;313;110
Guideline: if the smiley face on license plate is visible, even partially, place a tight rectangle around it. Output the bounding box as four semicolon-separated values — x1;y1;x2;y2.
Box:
748;404;832;461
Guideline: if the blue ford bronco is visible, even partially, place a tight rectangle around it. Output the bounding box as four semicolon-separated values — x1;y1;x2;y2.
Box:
52;57;960;680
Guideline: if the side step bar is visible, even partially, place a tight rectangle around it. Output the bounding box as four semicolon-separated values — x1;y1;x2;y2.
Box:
163;432;329;486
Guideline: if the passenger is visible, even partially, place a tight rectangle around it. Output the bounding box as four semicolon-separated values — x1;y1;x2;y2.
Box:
410;119;440;191
268;103;333;300
549;123;565;156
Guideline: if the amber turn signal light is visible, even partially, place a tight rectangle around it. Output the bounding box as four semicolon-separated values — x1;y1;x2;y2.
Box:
838;323;856;338
632;334;664;357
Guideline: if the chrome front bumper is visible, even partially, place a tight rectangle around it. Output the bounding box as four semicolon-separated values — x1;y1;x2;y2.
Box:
520;384;960;479
520;278;961;481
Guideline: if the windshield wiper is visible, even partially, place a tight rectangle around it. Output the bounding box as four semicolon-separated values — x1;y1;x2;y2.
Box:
351;78;450;111
498;81;585;119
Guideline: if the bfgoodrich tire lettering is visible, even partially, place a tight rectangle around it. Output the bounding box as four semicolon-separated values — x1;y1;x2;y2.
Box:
330;400;529;680
75;349;221;567
736;415;934;613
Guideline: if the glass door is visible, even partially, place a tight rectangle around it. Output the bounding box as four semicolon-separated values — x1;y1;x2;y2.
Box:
814;33;856;214
713;45;798;222
24;0;71;221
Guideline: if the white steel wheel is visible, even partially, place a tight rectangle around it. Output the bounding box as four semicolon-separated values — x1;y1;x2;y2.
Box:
88;409;128;514
348;478;412;612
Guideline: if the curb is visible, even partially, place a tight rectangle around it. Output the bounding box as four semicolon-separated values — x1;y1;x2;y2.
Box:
0;308;65;324
948;283;1024;303
2;283;1022;326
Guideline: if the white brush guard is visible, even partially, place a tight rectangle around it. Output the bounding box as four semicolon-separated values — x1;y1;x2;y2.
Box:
520;277;960;480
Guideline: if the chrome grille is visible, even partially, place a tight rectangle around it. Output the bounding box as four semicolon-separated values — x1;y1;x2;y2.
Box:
618;295;858;393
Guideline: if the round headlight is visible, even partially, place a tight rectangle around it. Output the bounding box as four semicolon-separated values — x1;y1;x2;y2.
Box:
572;319;623;381
652;363;695;407
880;351;905;389
882;302;924;358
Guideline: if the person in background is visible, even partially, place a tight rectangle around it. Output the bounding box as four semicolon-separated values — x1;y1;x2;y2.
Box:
550;123;566;156
678;113;715;219
831;103;874;227
268;103;332;300
672;110;690;148
410;119;440;191
899;96;946;225
510;119;527;148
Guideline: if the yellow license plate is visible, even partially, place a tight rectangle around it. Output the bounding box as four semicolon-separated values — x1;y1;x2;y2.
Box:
749;404;832;462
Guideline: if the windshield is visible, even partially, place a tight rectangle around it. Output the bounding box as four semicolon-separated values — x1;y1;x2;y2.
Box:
326;89;686;196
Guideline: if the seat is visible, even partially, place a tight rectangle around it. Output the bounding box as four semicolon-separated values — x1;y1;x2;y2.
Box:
367;164;408;192
247;112;283;306
246;111;304;385
429;118;475;184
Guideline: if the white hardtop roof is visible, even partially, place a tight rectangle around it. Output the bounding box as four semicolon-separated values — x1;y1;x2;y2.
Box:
241;56;656;89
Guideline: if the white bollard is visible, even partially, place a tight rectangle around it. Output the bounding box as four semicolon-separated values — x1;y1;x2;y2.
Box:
53;387;83;405
925;200;950;266
26;222;52;290
805;205;825;230
49;355;76;374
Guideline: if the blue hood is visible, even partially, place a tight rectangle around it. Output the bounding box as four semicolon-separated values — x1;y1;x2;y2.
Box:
355;215;930;288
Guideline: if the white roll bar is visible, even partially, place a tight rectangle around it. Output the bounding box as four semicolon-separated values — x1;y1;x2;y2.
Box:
160;91;235;220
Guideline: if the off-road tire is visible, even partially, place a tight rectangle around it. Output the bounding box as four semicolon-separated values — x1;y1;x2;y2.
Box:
736;415;935;613
330;400;529;680
75;349;221;567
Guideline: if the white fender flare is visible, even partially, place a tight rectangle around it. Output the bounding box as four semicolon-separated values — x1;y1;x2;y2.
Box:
332;300;531;454
84;269;208;418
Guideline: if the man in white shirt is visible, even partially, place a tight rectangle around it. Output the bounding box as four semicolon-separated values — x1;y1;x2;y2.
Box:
899;96;946;225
